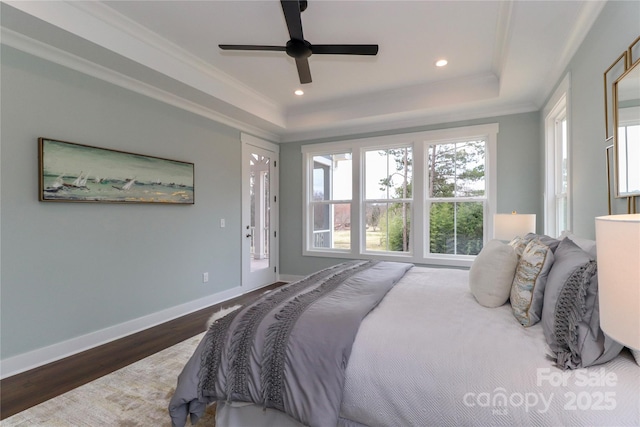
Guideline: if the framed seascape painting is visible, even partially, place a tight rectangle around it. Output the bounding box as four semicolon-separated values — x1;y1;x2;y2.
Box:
38;138;194;204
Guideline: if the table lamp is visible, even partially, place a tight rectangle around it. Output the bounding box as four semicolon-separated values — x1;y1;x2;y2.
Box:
595;214;640;350
493;211;536;241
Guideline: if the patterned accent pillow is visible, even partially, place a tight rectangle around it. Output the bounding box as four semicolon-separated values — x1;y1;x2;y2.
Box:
510;239;554;326
524;232;561;253
508;235;528;258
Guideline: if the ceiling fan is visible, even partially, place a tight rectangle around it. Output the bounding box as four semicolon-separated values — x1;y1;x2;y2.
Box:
219;0;379;84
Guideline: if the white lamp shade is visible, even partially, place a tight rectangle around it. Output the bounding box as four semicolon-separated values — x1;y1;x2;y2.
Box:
493;213;536;241
595;214;640;350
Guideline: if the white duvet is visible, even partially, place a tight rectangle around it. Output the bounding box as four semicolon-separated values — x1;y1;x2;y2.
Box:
339;267;640;426
217;266;640;426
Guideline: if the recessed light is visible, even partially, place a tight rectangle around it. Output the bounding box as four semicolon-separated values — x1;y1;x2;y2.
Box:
294;89;304;96
435;59;448;67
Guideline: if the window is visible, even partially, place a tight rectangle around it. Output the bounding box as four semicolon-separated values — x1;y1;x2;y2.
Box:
427;139;486;256
617;121;640;195
544;75;570;237
302;124;498;267
364;147;412;253
309;152;352;250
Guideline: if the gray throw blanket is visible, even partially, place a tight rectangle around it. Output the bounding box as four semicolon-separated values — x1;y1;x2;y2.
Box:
169;260;412;427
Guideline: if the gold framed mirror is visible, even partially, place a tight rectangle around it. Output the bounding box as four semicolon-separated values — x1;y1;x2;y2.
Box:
605;52;627;140
613;59;640;198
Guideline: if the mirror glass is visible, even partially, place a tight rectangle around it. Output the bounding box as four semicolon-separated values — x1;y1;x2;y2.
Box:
615;61;640;196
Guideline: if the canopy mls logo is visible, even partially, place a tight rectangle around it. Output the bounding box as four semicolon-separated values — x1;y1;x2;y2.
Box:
463;367;618;416
463;388;553;415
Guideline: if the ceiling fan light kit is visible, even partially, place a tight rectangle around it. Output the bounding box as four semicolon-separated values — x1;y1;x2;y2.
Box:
219;0;379;84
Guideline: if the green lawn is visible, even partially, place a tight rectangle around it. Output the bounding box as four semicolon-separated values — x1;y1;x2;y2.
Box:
332;229;386;251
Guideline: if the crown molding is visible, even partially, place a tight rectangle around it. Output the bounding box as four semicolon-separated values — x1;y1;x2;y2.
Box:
535;0;606;107
492;0;514;78
3;0;286;130
280;101;538;143
284;73;500;131
67;1;278;109
1;27;281;142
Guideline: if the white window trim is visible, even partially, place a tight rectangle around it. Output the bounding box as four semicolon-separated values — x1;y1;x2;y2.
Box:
302;123;498;268
543;74;571;237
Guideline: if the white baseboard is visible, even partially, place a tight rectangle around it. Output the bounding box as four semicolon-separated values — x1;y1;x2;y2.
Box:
0;286;243;379
278;274;304;283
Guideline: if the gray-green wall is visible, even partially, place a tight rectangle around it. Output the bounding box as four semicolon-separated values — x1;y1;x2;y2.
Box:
552;0;640;237
279;112;541;276
1;46;243;360
2;0;638;369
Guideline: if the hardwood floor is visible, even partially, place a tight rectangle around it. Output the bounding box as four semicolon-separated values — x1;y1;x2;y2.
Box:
0;283;285;420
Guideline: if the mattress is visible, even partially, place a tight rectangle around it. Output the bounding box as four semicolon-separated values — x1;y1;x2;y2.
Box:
217;267;640;426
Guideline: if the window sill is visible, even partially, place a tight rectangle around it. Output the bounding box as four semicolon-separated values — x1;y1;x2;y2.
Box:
302;249;474;269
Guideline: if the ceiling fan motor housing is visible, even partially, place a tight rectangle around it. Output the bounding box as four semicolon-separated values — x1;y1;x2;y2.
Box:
219;0;378;84
286;39;312;59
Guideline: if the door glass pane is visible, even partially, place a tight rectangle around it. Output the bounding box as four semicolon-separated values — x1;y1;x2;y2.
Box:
249;153;270;272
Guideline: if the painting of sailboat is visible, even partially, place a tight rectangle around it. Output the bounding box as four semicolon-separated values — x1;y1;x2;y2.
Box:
39;138;194;204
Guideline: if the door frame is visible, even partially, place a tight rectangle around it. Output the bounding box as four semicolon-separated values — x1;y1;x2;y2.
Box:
241;133;279;290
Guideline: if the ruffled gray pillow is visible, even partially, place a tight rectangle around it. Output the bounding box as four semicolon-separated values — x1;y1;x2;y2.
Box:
541;238;623;369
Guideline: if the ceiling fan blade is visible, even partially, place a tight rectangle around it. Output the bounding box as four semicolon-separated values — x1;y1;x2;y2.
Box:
219;45;286;52
311;44;379;55
281;0;304;41
296;58;312;84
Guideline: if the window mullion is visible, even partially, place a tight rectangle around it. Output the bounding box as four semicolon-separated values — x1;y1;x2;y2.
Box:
352;148;361;255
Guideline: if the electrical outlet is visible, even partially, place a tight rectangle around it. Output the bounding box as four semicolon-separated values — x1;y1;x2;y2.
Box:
220;218;225;228
203;272;209;283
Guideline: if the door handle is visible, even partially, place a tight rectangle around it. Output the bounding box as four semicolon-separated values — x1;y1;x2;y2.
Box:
246;234;252;238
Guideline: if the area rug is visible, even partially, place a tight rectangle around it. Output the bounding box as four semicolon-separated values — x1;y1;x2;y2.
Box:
1;332;215;427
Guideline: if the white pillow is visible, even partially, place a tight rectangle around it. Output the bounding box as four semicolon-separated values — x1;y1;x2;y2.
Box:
469;239;519;307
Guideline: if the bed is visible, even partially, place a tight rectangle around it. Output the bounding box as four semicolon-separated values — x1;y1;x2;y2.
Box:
169;236;640;427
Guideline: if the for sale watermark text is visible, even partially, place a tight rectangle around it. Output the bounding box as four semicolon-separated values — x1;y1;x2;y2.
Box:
463;367;618;416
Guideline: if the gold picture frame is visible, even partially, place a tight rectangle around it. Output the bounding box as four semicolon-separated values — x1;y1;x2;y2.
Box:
628;35;640;68
604;52;627;140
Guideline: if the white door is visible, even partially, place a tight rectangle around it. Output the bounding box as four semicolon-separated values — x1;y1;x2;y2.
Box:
241;134;279;290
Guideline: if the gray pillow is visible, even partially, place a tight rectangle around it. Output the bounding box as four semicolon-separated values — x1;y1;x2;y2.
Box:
559;230;597;258
524;232;561;253
541;238;623;369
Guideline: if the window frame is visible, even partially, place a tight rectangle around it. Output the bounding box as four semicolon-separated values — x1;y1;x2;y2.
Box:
305;148;354;253
302;124;498;267
544;74;571;237
362;144;414;255
425;138;490;260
